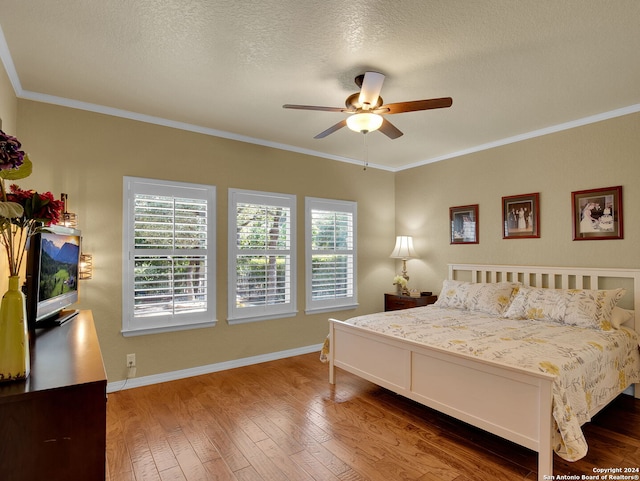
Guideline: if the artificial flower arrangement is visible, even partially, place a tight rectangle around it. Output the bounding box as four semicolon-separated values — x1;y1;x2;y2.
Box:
0;130;64;276
393;275;409;295
0;130;64;382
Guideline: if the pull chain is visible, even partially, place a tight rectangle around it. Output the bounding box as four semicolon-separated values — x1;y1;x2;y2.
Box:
362;132;369;171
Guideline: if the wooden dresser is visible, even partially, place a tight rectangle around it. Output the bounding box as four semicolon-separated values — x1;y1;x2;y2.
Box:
0;311;107;481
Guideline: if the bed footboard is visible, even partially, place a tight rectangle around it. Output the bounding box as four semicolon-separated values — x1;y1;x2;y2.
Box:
328;319;555;481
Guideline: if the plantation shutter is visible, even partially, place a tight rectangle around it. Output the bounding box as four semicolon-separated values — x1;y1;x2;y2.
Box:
305;198;357;313
228;189;297;323
123;177;216;336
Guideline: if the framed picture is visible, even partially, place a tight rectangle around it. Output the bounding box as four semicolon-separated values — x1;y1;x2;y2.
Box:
572;186;623;240
502;193;540;239
450;204;479;244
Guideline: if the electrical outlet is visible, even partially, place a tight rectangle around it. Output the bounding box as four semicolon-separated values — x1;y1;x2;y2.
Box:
126;353;136;367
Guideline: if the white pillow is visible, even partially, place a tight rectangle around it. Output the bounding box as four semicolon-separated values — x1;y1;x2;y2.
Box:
610;306;634;329
435;280;518;316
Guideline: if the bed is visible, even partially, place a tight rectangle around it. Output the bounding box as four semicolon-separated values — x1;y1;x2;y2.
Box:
327;264;640;481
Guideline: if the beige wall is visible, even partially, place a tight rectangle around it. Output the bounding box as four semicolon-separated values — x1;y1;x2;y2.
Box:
395;112;640;293
15;100;397;382
0;62;17;134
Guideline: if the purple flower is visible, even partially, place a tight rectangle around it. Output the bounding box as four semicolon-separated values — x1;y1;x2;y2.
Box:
0;130;25;170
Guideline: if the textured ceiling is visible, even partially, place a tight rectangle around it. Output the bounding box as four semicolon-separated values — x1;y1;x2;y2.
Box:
1;1;639;171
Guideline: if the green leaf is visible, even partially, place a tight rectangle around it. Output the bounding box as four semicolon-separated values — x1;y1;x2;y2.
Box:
0;154;33;181
0;201;24;219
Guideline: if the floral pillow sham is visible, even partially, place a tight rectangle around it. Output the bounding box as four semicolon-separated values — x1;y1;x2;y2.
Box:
433;280;629;330
503;286;625;330
434;280;519;316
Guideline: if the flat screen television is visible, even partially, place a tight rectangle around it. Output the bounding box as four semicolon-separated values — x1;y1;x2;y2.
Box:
25;225;82;328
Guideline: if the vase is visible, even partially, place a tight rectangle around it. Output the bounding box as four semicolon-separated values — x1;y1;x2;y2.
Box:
395;283;403;295
0;275;30;382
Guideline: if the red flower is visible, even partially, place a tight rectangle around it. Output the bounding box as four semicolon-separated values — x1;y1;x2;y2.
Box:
6;185;64;226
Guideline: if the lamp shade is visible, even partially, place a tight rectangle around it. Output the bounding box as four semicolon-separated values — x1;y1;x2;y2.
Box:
346;112;383;133
390;235;418;259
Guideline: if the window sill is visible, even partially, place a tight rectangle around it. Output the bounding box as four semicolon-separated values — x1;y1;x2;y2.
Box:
121;319;217;337
304;303;359;315
227;311;297;325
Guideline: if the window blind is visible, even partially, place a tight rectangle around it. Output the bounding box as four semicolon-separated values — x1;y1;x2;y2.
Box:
133;195;208;317
310;209;354;300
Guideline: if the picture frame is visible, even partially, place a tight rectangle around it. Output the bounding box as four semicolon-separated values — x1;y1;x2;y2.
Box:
502;193;540;239
572;185;623;240
450;204;479;244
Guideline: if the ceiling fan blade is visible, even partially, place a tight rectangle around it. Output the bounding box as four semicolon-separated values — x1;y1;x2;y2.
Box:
382;97;453;114
283;104;349;112
314;119;347;139
378;118;403;139
358;71;385;109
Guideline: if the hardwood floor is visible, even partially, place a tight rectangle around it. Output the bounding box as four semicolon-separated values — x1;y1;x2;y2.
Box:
106;352;640;481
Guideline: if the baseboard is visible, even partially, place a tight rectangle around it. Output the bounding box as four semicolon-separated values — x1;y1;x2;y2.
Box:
107;343;324;393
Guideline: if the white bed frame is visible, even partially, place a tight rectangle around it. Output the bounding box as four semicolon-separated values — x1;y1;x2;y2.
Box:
328;264;640;481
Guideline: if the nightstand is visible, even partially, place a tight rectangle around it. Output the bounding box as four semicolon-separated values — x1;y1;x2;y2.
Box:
384;292;438;311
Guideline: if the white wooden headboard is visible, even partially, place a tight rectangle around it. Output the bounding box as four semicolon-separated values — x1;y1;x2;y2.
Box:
448;264;640;331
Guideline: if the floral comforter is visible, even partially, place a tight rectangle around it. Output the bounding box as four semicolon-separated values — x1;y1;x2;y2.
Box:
330;305;640;461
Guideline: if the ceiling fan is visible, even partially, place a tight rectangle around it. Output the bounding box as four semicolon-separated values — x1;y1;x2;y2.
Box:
283;71;452;139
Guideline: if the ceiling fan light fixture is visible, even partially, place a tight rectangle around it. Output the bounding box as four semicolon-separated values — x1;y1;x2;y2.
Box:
346;112;383;134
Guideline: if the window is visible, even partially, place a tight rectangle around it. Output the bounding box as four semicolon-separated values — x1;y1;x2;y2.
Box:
228;189;296;323
305;197;357;313
122;177;216;336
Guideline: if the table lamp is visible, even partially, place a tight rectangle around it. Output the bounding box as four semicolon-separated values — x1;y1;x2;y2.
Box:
390;235;418;281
